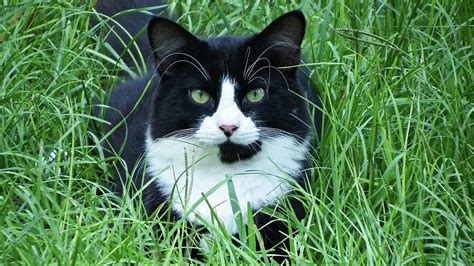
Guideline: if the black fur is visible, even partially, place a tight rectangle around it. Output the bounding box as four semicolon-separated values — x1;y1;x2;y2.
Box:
93;1;322;262
219;141;262;163
93;0;167;68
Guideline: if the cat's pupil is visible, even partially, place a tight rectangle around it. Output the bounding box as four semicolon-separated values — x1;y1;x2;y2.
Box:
245;88;265;103
190;89;210;104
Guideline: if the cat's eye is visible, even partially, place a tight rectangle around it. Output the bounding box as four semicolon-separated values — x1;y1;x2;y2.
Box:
245;88;265;103
189;89;211;104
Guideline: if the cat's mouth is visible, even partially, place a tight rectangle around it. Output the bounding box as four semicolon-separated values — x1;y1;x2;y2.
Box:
218;140;262;163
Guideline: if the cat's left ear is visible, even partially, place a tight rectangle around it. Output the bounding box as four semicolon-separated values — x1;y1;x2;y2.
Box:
148;17;202;75
250;10;306;68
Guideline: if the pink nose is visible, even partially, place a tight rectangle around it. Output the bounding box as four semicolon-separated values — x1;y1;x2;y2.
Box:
219;124;239;137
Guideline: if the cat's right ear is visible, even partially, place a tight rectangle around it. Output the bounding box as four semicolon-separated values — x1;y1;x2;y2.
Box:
148;18;201;75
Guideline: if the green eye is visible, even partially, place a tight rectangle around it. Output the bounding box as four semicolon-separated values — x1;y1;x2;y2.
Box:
245;88;265;103
190;89;211;104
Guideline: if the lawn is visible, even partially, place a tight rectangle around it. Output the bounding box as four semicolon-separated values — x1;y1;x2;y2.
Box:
1;0;472;264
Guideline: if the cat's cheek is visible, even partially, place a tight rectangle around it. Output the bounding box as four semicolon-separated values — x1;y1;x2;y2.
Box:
230;132;259;145
229;118;260;145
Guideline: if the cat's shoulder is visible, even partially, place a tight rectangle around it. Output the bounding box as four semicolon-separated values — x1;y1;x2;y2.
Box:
96;71;157;128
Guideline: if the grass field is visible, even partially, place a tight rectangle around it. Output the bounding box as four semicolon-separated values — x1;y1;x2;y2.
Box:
1;0;473;264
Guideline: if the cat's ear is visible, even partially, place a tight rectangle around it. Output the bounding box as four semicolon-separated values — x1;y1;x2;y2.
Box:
250;10;306;68
148;17;201;74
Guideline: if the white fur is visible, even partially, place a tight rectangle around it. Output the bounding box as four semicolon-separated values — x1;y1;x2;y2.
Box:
145;77;309;235
146;134;308;234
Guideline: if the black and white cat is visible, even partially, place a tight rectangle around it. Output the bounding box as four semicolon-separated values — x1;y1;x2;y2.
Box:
94;0;321;260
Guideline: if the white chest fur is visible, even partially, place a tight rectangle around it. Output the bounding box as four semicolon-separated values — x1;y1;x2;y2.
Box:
145;129;308;235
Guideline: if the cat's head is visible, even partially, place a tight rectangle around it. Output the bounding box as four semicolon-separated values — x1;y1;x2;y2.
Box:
147;11;313;163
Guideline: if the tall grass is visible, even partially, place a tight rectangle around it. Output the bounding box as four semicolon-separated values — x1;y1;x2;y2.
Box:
1;0;472;264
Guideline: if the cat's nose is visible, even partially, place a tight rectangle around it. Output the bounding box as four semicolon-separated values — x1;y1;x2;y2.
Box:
219;124;239;137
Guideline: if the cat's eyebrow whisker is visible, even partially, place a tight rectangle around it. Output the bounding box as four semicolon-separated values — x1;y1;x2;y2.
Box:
245;57;271;81
246;56;273;96
154;51;210;80
248;76;267;86
155;51;210;79
245;42;282;73
242;47;252;80
244;41;292;79
160;59;209;81
251;65;290;92
248;76;268;88
247;57;271;82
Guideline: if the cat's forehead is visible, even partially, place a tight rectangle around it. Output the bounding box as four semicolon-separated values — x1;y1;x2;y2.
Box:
201;36;249;77
166;35;278;90
206;35;248;56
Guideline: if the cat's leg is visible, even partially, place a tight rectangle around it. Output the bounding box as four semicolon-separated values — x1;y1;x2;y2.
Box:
253;195;305;263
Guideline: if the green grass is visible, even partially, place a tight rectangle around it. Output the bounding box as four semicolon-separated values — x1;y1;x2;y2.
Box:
1;0;473;264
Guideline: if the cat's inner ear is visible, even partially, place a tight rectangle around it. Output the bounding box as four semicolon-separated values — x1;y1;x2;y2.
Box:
148;17;201;75
250;10;306;68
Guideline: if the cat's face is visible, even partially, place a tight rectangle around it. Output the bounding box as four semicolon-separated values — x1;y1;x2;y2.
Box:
148;11;312;163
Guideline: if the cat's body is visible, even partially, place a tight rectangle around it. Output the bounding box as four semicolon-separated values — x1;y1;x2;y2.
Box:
94;0;321;260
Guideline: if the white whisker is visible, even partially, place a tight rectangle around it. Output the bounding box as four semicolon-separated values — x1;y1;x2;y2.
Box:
244;41;293;79
290;113;311;129
159;59;209;81
149;128;199;140
250;65;290;92
242;47;252;79
245;57;271;80
153;51;210;80
258;127;311;147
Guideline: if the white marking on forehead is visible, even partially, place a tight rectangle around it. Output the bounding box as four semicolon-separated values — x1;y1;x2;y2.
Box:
219;77;236;104
212;77;242;126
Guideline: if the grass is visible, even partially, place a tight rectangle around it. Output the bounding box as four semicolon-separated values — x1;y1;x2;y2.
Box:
1;0;472;264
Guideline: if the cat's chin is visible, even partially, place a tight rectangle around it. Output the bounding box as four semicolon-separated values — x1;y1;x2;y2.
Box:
218;140;262;163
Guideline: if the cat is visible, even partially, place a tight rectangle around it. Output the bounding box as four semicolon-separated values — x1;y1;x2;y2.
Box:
93;0;322;262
